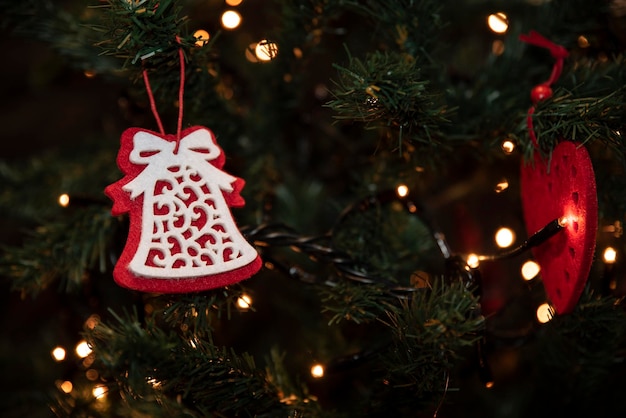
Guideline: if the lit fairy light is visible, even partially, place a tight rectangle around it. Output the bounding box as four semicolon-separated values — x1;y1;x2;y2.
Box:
60;381;73;394
466;254;480;269
237;294;252;309
396;184;409;198
577;35;590;48
58;193;70;207
84;314;100;330
51;346;66;362
83;69;96;78
494;179;509;193
521;260;540;280
75;340;92;358
501;139;515;154
603;247;617;264
310;363;325;379
255;40;279;61
495;227;515;248
193;29;210;47
487;12;509;34
492;39;505;56
536;303;554;323
86;369;99;381
225;0;243;5
221;10;242;29
92;384;107;400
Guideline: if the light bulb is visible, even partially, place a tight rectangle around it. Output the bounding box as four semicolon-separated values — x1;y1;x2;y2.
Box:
501;140;515;154
75;340;92;358
536;303;554;323
51;346;66;362
521;260;540;280
221;10;242;29
255;40;278;61
495;227;515;248
466;254;480;269
603;247;617;264
487;12;509;34
193;29;210;47
396;184;409;198
237;294;252;309
310;364;324;378
58;194;70;207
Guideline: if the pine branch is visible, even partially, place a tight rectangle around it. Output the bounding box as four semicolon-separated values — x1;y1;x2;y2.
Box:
83;308;317;417
327;50;452;152
0;206;118;295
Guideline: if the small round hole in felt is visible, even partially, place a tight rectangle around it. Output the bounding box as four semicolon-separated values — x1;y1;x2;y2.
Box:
520;141;598;314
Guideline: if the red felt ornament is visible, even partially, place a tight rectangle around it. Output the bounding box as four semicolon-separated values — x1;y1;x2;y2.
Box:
519;31;598;314
105;42;261;293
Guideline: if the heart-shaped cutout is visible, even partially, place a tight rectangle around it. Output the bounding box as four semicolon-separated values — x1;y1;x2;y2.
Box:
520;141;598;314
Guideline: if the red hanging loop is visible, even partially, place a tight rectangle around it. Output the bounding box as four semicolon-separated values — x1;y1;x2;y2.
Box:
519;31;569;148
141;36;187;152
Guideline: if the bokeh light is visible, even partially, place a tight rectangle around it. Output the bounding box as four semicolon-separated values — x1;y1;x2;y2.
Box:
221;10;242;29
75;340;92;358
396;184;409;198
51;346;66;362
310;363;324;378
521;260;540;280
603;247;617;264
536;303;554;323
255;40;279;61
495;227;515;248
487;12;509;34
193;29;210;47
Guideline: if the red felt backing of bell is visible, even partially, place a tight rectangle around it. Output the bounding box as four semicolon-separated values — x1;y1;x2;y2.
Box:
520;141;598;314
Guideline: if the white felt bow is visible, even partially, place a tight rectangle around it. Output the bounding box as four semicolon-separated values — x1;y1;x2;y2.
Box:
123;128;236;199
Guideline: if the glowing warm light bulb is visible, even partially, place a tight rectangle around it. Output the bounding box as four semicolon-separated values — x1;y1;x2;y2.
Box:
237;294;252;309
536;303;554;323
495;227;515;248
92;384;107;400
577;35;590;48
75;340;92;358
255;40;279;61
60;381;73;394
193;29;210;47
501;140;515;154
221;10;242;29
521;260;540;280
487;12;509;34
494;179;509;193
226;0;243;5
396;184;409;198
58;193;70;207
51;346;66;362
603;247;617;264
466;254;480;269
492;39;505;56
310;364;325;379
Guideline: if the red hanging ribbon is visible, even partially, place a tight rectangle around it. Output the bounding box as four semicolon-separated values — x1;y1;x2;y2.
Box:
519;31;569;147
141;36;187;153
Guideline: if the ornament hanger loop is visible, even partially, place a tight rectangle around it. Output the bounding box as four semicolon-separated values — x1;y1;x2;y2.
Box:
141;36;187;151
520;31;569;148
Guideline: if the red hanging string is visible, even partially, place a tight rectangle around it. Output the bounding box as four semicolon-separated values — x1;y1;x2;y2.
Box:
519;31;569;148
175;36;185;153
141;36;187;153
142;68;166;136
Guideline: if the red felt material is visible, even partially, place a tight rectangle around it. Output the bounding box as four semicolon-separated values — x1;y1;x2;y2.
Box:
105;126;262;293
520;141;598;314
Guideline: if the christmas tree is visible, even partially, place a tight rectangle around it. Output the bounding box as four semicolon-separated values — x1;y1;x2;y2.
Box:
2;0;626;416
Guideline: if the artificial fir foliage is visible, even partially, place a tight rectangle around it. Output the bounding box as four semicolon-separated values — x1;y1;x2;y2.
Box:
2;0;626;417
